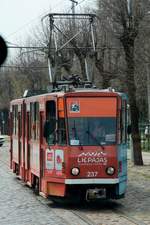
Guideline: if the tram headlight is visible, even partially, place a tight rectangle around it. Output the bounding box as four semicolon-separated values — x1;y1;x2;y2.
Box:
106;167;115;175
71;167;80;176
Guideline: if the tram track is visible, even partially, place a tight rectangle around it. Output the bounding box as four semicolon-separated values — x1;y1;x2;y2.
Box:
35;196;94;225
1;167;149;225
70;209;101;225
65;200;148;225
0;156;148;225
68;207;147;225
50;205;147;225
111;208;148;225
0;145;149;225
1;147;91;225
35;195;147;225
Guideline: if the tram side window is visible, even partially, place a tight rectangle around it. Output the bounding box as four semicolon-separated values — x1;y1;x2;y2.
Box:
30;102;39;140
12;105;18;135
44;100;56;145
20;105;22;138
28;112;31;140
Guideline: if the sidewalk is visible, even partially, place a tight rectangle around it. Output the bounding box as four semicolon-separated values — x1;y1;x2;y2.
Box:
128;148;150;165
142;151;150;165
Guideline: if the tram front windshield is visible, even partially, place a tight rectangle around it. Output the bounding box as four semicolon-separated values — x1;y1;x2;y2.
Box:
68;117;116;146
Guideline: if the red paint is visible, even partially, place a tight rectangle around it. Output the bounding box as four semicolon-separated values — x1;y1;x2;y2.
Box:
10;90;127;200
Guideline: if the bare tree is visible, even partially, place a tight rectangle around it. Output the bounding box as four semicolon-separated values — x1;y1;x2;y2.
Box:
97;0;150;165
94;14;126;89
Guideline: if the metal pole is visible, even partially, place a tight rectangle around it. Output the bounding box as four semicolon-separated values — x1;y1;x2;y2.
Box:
53;31;58;52
48;58;53;84
69;0;78;32
85;58;90;82
146;64;150;122
48;15;54;84
90;21;96;52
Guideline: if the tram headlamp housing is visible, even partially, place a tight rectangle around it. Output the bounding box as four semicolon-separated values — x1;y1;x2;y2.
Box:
106;166;115;175
71;167;80;176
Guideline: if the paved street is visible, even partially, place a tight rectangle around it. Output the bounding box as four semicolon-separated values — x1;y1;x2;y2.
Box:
119;151;150;224
0;149;67;225
0;141;150;225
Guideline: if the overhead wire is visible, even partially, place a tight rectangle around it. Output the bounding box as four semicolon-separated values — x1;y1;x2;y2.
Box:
5;0;96;63
6;0;67;39
6;0;88;47
0;65;48;69
0;1;98;75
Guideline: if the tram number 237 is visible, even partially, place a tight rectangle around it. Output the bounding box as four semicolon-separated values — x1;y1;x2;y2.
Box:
87;171;98;177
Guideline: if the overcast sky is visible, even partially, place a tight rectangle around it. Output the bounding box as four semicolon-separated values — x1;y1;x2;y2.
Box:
0;0;96;45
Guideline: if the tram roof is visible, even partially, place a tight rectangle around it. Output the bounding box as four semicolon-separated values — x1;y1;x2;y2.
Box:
10;88;127;105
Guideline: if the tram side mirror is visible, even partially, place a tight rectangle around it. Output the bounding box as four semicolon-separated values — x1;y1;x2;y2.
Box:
43;119;56;138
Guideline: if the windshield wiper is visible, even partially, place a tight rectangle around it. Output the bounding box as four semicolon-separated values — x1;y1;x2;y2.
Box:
86;130;104;150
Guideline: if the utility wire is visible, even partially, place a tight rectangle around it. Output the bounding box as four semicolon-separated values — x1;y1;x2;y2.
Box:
7;45;123;50
6;0;66;39
6;0;89;47
0;65;48;69
7;45;47;49
6;0;89;39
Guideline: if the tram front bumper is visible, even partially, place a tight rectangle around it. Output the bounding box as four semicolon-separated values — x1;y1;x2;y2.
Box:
65;178;119;185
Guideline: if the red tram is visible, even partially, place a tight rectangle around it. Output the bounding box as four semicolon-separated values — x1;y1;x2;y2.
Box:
10;81;128;202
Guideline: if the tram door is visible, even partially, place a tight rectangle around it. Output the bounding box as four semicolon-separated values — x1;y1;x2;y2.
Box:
24;106;31;181
29;102;40;178
10;111;13;169
43;100;57;175
11;104;19;172
39;111;44;191
18;102;26;179
19;104;23;177
44;100;56;146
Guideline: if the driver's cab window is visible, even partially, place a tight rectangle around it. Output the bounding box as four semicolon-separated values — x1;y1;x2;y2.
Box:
44;100;56;145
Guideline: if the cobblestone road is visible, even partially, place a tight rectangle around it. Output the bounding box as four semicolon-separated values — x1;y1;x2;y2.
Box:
0;141;150;225
0;147;68;225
